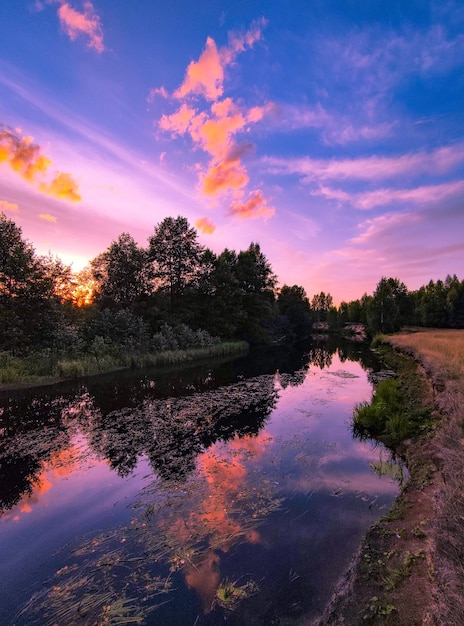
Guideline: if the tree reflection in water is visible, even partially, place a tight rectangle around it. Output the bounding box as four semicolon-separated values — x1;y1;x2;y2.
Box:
0;338;391;625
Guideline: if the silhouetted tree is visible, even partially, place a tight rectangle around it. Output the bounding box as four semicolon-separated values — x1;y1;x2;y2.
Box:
91;232;148;308
148;216;203;310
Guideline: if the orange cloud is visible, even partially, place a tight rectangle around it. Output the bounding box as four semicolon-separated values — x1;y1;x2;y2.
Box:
202;160;249;195
195;216;216;234
0;127;51;181
159;103;200;135
55;1;104;53
175;37;223;101
39;213;57;222
173;19;266;102
0;126;81;202
228;190;275;220
158;20;275;221
0;200;19;213
39;171;81;202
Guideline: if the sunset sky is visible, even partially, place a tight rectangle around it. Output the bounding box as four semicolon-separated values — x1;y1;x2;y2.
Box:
1;0;463;302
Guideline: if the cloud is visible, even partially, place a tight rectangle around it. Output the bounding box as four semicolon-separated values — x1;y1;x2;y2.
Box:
157;21;275;221
265;143;464;184
174;18;266;101
39;213;58;222
0;126;81;202
147;86;168;101
228;190;275;220
354;180;464;210
54;1;104;53
39;171;82;202
202;160;249;195
0;200;19;213
0;128;51;180
195;216;216;234
175;36;224;101
350;211;421;245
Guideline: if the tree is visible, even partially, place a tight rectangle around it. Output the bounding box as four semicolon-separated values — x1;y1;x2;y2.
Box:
367;277;410;334
311;291;333;323
91;232;148;308
277;284;312;341
0;213;66;350
235;243;277;342
148;217;203;309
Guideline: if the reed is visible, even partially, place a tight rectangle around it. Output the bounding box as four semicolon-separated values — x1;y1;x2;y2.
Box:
0;342;249;385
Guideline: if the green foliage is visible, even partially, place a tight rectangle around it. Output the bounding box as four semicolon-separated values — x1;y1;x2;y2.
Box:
352;343;434;450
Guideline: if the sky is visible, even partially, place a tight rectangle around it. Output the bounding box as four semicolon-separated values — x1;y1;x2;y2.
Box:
1;0;463;303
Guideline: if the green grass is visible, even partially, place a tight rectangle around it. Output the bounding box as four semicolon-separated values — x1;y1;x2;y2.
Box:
352;342;435;451
0;342;249;385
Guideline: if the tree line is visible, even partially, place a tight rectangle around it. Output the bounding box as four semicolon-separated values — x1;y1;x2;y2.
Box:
1;212;464;357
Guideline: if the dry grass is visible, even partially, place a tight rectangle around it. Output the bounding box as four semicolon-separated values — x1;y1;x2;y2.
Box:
387;329;464;626
389;328;464;379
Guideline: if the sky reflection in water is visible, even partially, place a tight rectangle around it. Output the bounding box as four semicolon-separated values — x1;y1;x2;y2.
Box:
0;344;402;624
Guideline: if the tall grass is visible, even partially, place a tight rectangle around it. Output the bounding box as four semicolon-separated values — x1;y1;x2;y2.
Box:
389;329;464;379
0;342;248;385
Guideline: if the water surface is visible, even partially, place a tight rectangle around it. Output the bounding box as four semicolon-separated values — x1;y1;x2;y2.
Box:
0;340;402;624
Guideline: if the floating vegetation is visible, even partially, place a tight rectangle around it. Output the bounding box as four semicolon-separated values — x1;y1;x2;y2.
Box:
214;578;259;610
327;369;360;379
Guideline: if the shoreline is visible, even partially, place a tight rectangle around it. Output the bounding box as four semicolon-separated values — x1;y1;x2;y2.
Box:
313;329;464;625
0;341;249;392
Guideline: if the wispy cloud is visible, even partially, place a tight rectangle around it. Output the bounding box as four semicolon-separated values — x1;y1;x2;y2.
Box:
0;126;81;202
275;104;396;145
156;20;276;222
52;0;105;53
313;179;464;210
0;199;19;213
265;143;464;183
39;213;57;222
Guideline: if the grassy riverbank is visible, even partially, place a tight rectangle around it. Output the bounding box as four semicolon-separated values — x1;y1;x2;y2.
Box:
0;341;249;387
316;329;464;625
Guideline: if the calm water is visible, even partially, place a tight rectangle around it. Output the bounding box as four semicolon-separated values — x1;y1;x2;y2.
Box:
0;340;403;625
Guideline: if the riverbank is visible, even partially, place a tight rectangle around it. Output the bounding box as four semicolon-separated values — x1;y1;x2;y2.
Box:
0;341;249;389
314;329;464;625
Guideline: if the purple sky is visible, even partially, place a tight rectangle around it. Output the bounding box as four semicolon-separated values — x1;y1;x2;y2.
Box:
1;0;463;302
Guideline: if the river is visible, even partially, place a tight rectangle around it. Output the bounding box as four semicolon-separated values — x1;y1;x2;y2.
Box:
0;338;403;625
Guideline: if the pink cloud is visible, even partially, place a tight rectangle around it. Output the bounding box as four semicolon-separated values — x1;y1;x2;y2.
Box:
158;20;274;221
312;179;464;210
350;211;421;245
55;1;104;53
355;180;464;210
265;143;464;183
175;37;224;101
195;216;216;234
159;103;200;135
174;18;267;101
228;190;275;220
202;160;249;195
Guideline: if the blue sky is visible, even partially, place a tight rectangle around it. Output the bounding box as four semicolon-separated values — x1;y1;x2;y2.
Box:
1;0;463;302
